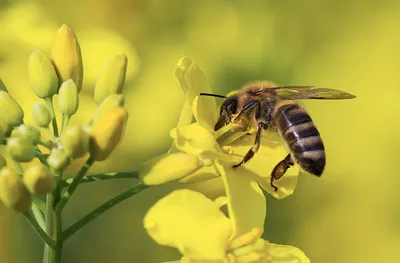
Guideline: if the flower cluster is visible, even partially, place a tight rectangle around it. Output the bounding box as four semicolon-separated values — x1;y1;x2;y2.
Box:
141;58;309;262
0;25;129;213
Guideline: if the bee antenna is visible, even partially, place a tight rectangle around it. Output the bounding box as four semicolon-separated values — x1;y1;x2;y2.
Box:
199;93;227;99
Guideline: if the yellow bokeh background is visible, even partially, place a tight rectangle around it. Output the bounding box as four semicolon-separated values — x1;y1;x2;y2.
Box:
0;1;399;262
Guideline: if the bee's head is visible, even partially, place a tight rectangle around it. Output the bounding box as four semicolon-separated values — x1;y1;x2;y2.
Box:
199;93;238;131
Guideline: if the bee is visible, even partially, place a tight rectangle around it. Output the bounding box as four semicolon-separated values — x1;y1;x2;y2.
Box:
200;82;356;191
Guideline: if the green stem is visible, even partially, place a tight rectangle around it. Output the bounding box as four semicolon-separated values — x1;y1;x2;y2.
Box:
39;140;53;150
33;196;46;211
62;183;148;242
23;212;55;249
32;204;46;230
61;114;70;135
56;156;95;213
60;170;140;187
44;97;59;137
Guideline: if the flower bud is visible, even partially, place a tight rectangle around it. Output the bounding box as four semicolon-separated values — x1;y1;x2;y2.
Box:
51;24;83;92
140;153;203;185
7;137;35;162
61;124;89;158
89;107;128;161
0;167;32;212
94;54;127;103
47;148;70;171
0;118;9;134
23;164;55;195
28;50;58;98
58;80;78;115
0;91;24;129
32;102;51;128
12;124;41;144
0;79;8;92
91;94;125;123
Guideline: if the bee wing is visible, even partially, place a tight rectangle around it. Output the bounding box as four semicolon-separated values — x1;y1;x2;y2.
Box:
272;86;357;100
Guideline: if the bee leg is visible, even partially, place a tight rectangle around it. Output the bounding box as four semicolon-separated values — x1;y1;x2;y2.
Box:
232;122;267;169
270;154;295;191
233;100;259;123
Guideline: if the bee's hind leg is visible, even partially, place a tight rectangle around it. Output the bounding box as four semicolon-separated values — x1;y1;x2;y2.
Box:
232;122;267;169
270;153;295;191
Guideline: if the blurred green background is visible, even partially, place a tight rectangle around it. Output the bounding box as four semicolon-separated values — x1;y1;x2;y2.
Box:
0;0;399;262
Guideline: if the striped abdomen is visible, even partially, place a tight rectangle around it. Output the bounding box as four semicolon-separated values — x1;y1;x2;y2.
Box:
275;103;325;176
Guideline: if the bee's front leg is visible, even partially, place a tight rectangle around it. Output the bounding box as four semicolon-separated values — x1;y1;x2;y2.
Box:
232;122;267;169
270;153;295;191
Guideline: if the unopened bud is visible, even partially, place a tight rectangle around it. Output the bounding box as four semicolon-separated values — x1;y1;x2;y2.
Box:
0;118;9;134
0;79;8;92
23;164;55;195
0;167;32;212
12;125;41;144
28;50;58;98
47;148;70;171
89;107;128;161
61;124;89;158
51;25;83;92
7;137;35;162
32;102;51;128
94;54;127;103
58;80;78;115
91;94;125;123
0;91;24;129
139;153;203;185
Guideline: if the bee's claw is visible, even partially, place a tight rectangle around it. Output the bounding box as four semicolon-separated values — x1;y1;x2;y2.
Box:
232;163;242;169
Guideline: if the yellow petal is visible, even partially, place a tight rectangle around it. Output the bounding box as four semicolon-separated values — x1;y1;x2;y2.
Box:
192;96;218;132
175;57;216;128
228;131;299;199
268;243;310;263
139;153;203;185
178;164;219;184
144;189;233;260
170;123;240;164
215;161;266;238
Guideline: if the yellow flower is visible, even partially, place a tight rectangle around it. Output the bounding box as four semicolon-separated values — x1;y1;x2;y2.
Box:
140;57;299;199
144;163;309;263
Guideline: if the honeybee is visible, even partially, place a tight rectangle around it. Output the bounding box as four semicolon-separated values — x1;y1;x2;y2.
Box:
200;82;356;191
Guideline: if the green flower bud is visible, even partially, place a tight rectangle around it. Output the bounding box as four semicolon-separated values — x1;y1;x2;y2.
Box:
0;155;7;170
51;24;83;92
0;118;9;134
7;137;35;162
61;124;89;158
47;148;70;171
23;164;55;195
0;79;8;92
28;50;58;98
32;102;51;128
89;107;128;161
58;80;78;115
94;54;127;103
0;91;24;129
0;167;32;212
12;124;41;144
140;153;203;185
91;94;125;123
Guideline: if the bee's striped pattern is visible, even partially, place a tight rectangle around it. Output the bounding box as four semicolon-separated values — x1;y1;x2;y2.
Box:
275;103;325;176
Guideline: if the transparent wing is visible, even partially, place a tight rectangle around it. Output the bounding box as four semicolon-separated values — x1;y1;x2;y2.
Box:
271;86;357;100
